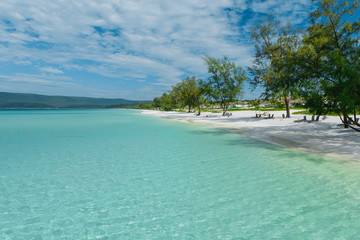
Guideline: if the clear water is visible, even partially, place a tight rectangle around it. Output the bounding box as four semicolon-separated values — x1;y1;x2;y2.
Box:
1;109;360;239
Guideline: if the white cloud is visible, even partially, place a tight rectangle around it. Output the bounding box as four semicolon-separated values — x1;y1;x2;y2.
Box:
0;73;160;100
0;0;312;99
0;73;72;85
40;67;63;74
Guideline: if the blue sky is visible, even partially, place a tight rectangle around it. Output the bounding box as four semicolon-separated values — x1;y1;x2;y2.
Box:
0;0;313;100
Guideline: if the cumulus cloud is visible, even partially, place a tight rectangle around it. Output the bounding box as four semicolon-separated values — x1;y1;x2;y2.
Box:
0;0;312;99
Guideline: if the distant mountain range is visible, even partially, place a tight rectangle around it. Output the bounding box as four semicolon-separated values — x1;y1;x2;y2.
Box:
0;92;145;109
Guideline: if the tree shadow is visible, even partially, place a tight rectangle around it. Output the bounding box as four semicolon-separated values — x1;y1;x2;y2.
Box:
186;127;351;165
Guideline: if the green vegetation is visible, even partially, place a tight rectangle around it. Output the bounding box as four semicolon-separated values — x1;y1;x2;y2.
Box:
130;102;154;109
172;76;204;114
143;0;360;131
160;92;178;111
148;56;246;116
298;0;360;130
2;1;358;132
294;109;360;116
249;17;301;118
200;56;246;116
152;97;161;110
0;92;142;109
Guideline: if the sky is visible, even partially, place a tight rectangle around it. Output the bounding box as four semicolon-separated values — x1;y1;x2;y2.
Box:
0;0;314;100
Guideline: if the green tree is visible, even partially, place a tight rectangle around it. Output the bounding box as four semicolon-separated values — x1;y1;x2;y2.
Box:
152;97;161;110
160;91;178;111
194;87;206;116
300;0;360;130
249;99;260;109
173;76;203;113
201;56;246;116
248;17;301;118
136;102;153;109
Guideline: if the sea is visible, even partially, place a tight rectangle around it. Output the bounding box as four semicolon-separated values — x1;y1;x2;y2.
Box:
1;109;360;239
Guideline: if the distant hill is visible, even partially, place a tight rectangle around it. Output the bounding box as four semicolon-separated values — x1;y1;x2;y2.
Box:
0;92;145;109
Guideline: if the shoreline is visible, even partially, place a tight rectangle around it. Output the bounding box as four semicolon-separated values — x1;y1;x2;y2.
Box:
141;110;360;161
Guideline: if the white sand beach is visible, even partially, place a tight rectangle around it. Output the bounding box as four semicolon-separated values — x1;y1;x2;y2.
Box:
142;110;360;161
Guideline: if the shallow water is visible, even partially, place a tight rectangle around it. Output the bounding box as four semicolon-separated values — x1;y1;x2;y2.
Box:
1;109;360;239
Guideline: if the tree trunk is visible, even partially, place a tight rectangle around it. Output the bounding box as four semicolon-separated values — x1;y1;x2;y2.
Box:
188;105;191;113
338;112;360;131
284;97;290;118
354;108;357;123
343;113;349;128
197;104;201;115
222;104;227;116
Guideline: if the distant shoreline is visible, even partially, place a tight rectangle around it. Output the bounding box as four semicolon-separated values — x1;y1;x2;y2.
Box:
0;91;146;109
0;107;125;110
141;110;360;162
0;106;135;110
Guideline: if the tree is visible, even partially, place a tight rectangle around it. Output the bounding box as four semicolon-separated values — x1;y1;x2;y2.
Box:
152;97;161;110
201;56;246;116
248;16;302;118
300;0;360;130
160;92;178;111
172;76;203;113
249;99;260;109
194;86;206;116
135;102;153;109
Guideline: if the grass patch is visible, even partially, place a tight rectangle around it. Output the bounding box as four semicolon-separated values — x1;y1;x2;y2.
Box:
229;107;306;112
292;110;342;116
292;110;310;115
228;108;255;111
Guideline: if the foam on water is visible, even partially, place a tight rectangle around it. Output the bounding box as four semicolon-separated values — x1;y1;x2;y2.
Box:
1;109;360;239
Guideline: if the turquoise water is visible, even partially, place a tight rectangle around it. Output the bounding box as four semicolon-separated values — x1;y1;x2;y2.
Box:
1;110;360;239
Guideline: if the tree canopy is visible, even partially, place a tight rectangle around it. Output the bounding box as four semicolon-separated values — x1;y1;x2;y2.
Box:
248;17;301;118
201;55;246;115
159;92;178;111
300;0;360;129
172;76;203;113
148;0;360;131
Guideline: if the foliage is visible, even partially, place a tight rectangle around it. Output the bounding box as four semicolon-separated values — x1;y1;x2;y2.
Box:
160;92;178;111
248;99;260;108
248;16;302;118
201;55;246;115
132;102;153;109
152;97;161;110
172;76;204;113
0;92;142;109
300;0;360;129
292;110;343;116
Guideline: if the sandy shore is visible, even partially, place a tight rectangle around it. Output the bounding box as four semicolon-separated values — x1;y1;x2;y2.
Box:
141;110;360;161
